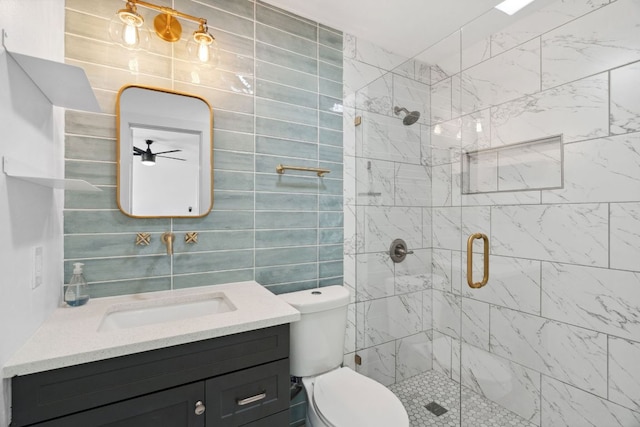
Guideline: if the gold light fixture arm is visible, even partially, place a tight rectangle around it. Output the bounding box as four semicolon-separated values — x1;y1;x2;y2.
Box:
111;0;217;65
130;0;207;26
124;0;211;43
467;233;489;289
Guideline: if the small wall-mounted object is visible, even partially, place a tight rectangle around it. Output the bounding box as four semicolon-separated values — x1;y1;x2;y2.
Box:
276;164;331;177
389;238;414;263
161;232;175;256
2;30;101;112
354;116;362;126
2;29;102;193
3;156;101;192
467;233;489;289
185;232;198;244
108;0;219;66
135;233;151;246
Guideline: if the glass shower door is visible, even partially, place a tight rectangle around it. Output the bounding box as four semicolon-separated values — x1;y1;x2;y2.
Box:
349;1;640;425
456;1;640;426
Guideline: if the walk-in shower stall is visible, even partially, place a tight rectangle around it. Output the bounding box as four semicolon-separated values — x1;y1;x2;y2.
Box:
344;0;640;425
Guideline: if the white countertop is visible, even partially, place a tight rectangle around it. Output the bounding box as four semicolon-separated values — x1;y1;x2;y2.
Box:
3;281;300;377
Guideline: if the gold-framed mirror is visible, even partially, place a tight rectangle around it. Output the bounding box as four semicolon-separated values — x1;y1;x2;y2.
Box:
116;85;213;218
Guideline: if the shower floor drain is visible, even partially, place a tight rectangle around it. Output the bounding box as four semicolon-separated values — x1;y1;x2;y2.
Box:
425;401;448;416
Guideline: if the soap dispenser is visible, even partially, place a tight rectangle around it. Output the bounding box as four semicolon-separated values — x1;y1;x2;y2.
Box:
64;262;90;307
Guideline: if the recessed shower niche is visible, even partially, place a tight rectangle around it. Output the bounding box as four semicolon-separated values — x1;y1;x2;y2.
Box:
461;135;564;194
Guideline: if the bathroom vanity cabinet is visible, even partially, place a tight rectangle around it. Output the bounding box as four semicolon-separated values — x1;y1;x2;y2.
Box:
10;324;290;427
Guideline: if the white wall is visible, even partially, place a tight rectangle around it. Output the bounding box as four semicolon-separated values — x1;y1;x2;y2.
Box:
0;1;65;425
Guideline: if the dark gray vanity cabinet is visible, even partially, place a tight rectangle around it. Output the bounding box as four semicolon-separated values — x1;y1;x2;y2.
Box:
10;325;290;427
28;383;205;427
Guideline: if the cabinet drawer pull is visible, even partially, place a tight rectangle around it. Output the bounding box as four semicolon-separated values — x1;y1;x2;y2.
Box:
194;400;206;415
236;391;267;406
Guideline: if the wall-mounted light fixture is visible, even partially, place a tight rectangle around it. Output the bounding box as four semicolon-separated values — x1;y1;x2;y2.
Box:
109;0;219;66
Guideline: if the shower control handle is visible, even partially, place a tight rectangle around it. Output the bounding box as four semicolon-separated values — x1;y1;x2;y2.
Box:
390;239;414;263
396;247;414;256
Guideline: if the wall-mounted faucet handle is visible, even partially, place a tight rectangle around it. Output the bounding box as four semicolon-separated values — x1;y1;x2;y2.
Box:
390;238;414;263
161;232;175;256
135;232;151;246
185;232;198;244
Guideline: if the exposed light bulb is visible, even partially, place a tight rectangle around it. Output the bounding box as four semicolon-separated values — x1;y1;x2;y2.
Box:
197;40;209;63
187;24;218;67
123;23;139;47
476;120;483;133
433;124;442;135
108;3;148;50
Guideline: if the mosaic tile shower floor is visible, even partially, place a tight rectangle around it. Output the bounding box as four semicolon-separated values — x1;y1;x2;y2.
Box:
389;371;536;427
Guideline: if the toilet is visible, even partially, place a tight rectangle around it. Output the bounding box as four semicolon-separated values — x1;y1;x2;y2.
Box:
279;286;409;427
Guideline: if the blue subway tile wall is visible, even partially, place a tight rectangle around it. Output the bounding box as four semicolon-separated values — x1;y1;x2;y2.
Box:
64;0;343;303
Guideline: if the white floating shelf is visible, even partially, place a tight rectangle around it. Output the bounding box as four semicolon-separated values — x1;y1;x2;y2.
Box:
3;157;101;192
4;33;100;112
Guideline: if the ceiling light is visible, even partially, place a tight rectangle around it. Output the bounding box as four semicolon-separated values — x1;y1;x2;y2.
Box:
109;0;219;66
141;151;156;166
494;0;535;15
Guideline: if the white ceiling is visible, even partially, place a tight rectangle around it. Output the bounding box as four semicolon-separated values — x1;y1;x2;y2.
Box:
261;0;507;58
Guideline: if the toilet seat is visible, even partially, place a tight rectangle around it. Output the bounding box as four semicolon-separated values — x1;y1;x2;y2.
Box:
311;367;409;427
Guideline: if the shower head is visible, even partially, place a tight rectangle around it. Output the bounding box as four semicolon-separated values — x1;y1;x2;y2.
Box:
394;106;421;126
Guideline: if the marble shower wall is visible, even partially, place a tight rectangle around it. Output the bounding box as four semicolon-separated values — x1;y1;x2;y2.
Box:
426;0;640;425
342;35;434;386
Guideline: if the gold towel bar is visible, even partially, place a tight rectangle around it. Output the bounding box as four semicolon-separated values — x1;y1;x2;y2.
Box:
276;164;330;177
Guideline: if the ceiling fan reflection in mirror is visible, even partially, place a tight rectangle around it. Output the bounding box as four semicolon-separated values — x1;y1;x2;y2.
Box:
133;139;186;166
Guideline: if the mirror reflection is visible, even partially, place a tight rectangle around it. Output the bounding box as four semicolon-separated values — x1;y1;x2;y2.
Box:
116;85;213;218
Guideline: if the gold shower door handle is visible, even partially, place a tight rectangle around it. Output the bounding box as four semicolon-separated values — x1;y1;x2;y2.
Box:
467;233;489;289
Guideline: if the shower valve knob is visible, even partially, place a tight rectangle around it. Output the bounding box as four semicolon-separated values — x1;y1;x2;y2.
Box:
396;248;414;256
390;239;413;263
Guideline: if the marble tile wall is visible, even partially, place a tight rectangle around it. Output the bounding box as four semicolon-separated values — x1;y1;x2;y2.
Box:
64;0;343;307
343;35;434;386
424;0;640;424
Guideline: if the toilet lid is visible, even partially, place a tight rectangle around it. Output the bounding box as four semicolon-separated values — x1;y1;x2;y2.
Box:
313;367;409;427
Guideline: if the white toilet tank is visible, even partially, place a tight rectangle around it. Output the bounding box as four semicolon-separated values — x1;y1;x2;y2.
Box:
279;286;350;377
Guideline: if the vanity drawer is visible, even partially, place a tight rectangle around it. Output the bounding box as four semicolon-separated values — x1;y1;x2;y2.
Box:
11;325;289;427
205;359;290;427
32;382;205;427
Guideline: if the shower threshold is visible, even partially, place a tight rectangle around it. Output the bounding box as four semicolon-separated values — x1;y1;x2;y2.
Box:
389;370;536;427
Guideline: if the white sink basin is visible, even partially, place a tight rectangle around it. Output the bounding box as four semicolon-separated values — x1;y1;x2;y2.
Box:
98;292;235;332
